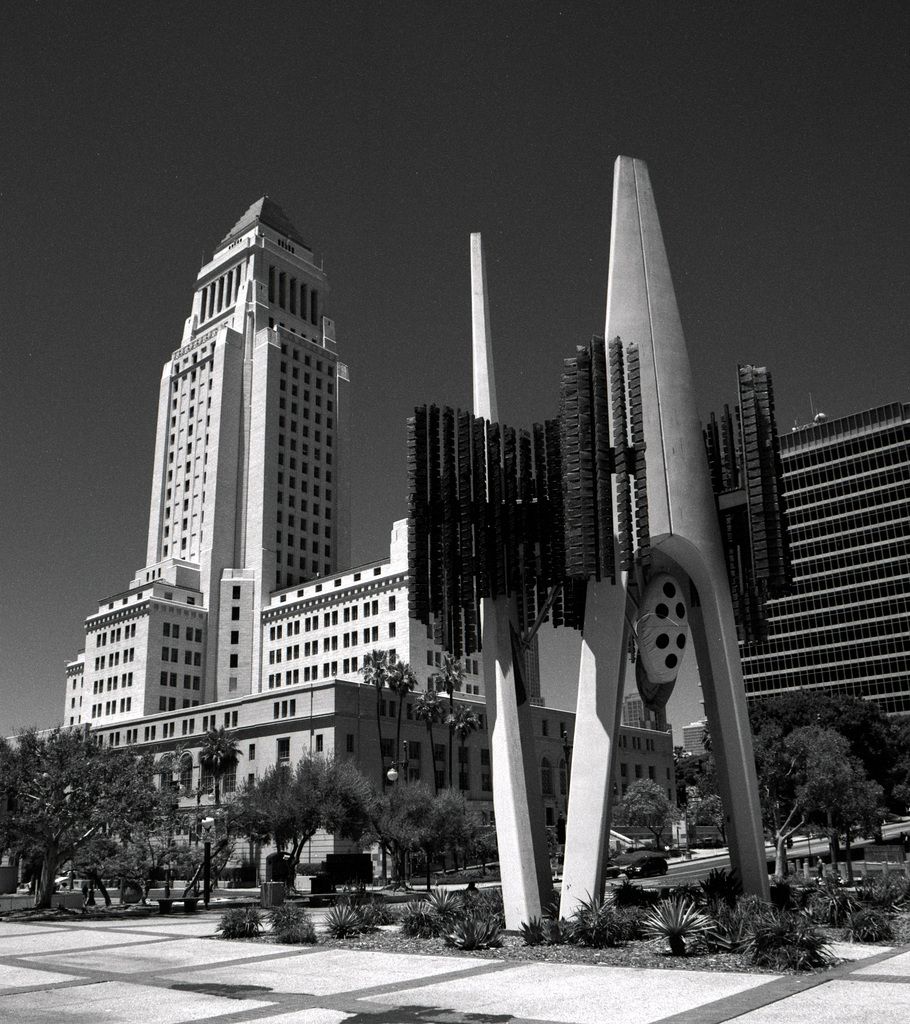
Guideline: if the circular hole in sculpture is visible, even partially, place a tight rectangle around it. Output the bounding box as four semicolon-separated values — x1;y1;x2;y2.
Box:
663;581;676;598
676;602;686;619
656;633;670;649
655;603;669;618
665;654;678;669
676;634;686;649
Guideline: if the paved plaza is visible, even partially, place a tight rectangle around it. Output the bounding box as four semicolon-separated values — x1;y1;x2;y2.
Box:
1;911;909;1024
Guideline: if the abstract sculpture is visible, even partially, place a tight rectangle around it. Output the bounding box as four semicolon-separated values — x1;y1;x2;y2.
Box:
407;156;770;929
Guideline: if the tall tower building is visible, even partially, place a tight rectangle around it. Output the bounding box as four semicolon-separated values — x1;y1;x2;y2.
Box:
65;199;350;726
740;402;910;713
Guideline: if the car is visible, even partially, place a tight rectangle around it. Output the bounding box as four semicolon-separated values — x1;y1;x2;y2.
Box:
621;853;668;878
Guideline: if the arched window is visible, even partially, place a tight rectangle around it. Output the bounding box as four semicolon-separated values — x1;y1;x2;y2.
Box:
179;755;193;792
540;756;553;795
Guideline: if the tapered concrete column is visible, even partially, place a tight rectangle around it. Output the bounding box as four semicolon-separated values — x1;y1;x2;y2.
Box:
602;158;768;898
471;233;552;928
560;578;628;917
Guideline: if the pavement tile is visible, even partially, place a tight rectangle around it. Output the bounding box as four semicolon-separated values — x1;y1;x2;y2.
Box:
239;1012;352;1023
22;937;274;974
367;962;776;1024
851;949;910;975
828;941;895;961
0;924;72;938
0;964;78;990
0;980;274;1024
731;979;910;1024
0;928;161;956
160;949;491;996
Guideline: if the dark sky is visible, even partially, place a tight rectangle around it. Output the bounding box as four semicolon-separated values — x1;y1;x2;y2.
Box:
2;2;908;738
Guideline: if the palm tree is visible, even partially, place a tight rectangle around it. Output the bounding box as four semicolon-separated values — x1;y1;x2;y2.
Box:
198;727;241;806
386;660;418;775
430;654;464;787
413;688;446;794
362;649;390;778
449;704;481;790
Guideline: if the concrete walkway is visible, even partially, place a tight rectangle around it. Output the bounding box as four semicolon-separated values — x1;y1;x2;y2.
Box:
1;911;908;1024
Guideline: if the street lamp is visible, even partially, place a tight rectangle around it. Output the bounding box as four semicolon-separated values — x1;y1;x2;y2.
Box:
387;741;409;783
201;816;215;907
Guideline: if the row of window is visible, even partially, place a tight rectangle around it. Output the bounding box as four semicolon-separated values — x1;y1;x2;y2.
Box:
783;425;909;470
199;265;243;324
92;673;133;694
90;697;131;717
785;482;910;529
159;671;202;689
268;265;319;325
95;624;137;647
786;467;910;511
93;648;136;670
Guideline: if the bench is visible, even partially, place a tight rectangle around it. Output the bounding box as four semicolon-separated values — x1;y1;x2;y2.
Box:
147;888;200;913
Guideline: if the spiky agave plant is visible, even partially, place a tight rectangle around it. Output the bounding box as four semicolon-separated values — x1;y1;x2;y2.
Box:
643;898;711;956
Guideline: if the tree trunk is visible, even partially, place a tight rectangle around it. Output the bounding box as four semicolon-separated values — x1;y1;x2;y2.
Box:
90;872;111;906
427;723;438;795
375;690;385;779
775;836;788;878
36;849;59;910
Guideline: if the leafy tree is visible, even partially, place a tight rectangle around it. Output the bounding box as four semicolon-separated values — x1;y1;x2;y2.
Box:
198;728;241;805
749;697;893;875
0;728;159;908
362;649;391;776
790;726;886;881
413;688;446;794
613;779;679;849
367;784;475;889
234;754;371;883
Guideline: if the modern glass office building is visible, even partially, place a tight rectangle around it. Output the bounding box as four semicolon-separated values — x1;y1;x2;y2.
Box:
739;402;910;713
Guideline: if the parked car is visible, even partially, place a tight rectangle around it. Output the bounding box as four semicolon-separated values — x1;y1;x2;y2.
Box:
620;852;668;878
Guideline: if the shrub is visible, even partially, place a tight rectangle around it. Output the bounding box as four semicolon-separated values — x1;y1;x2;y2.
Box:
425;888;463;928
544;916;576;945
842;907;894;944
703;895;773;954
269;904;317;944
642;898;711;956
445;913;503;950
400;900;445;939
855;875;909;913
670;883;704;907
571;894;632;948
218;906;263;939
808;880;861;927
746;913;833;971
460;886;505;926
611;879;658;909
518;917;547;946
324;904;371;939
352;894;396;928
700;868;742;909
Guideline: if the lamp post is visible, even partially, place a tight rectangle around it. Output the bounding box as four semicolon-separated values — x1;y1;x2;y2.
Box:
386;742;410;884
201;816;215;907
386;741;409;783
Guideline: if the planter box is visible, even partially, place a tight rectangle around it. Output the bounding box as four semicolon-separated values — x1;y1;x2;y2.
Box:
52;892;84;910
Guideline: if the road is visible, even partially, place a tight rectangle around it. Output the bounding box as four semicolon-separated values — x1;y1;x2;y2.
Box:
625;817;910;889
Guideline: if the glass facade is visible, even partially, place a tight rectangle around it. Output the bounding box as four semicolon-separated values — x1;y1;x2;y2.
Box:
740;402;910;713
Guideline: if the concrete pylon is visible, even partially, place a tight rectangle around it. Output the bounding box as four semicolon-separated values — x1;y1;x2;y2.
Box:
471;233;553;930
561;158;769;913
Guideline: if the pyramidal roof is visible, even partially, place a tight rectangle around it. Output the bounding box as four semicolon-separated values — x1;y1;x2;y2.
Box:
219;197;310;249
